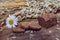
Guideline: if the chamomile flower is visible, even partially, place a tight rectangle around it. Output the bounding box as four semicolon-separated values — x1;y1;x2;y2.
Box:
6;15;18;28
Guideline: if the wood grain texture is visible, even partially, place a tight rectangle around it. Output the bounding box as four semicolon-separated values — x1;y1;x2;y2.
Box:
0;2;28;8
14;0;27;2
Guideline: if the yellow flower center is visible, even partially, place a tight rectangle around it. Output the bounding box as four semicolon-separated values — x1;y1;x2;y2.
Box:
9;19;14;25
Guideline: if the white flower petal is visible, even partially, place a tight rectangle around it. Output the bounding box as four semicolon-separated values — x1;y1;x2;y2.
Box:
6;24;12;28
6;15;18;28
13;25;16;28
16;18;18;21
6;17;10;21
13;21;17;25
14;18;18;22
10;15;16;19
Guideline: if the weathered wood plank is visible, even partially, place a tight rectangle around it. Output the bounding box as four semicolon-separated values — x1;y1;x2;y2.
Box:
0;2;28;8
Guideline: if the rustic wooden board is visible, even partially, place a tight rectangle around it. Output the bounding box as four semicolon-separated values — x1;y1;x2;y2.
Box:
0;2;28;8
